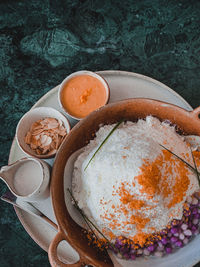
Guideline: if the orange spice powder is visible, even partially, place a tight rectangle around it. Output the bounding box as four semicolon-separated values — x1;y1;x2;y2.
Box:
117;183;145;208
98;148;200;248
136;149;190;208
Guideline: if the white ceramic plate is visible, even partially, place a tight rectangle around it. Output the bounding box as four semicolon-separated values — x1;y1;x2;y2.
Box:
9;70;198;266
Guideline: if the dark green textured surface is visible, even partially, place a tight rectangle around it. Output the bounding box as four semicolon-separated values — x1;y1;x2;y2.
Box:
0;0;200;266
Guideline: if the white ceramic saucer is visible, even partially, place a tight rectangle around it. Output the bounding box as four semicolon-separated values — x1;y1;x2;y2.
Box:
9;70;193;265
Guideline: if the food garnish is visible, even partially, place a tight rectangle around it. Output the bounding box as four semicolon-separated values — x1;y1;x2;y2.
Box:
160;144;200;186
25;117;67;155
84;121;123;170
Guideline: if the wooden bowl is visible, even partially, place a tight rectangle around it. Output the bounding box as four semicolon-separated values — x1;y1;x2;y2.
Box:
49;98;200;267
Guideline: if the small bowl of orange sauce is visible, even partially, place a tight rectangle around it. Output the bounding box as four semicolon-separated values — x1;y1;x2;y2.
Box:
58;70;110;120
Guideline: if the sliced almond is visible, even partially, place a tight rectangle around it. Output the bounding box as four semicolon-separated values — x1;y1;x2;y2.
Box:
48;122;59;129
30;143;37;150
46;118;58;123
40;134;48;145
32;124;43;130
25;132;32;144
30;121;40;131
31;136;39;146
34;134;40;140
37;139;42;147
42;145;51;154
43;136;52;147
40;119;49;126
59;125;65;131
58;119;63;127
25;117;67;155
36;149;42;155
59;129;67;136
32;128;44;136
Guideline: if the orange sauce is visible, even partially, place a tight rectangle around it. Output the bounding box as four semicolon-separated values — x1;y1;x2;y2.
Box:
61;75;108;118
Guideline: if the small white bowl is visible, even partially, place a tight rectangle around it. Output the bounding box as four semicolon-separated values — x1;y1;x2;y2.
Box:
16;107;71;159
58;70;110;120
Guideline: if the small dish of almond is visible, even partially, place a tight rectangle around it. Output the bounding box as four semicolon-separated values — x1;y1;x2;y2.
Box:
16;107;71;159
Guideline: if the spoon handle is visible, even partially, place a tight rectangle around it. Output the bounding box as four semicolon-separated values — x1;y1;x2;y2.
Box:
1;190;57;231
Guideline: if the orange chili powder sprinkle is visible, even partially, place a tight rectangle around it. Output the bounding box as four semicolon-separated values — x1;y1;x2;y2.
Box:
193;150;200;166
136;149;190;208
129;213;150;231
98;148;200;248
86;231;107;250
130;232;152;246
102;228;116;240
117;182;145;209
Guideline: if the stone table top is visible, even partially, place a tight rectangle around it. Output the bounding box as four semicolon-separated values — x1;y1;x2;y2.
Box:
0;0;200;266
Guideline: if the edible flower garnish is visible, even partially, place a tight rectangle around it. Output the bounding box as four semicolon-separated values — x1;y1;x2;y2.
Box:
160;144;200;186
84;121;123;170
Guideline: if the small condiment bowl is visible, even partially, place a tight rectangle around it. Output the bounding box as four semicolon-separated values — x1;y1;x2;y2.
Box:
16;107;71;159
0;157;51;202
58;70;110;120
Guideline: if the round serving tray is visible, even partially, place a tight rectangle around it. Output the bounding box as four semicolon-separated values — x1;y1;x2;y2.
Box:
9;70;194;265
